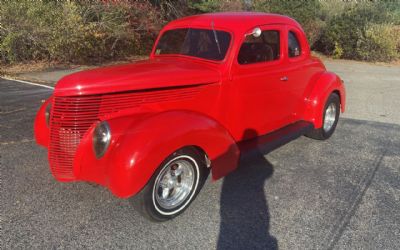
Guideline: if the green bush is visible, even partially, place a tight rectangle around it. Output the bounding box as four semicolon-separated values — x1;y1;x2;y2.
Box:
1;0;399;64
190;0;222;12
356;24;399;61
253;0;323;46
316;1;400;61
0;0;162;64
189;0;245;13
253;0;322;26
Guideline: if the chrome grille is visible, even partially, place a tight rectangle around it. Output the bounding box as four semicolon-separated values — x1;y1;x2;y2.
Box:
48;86;201;180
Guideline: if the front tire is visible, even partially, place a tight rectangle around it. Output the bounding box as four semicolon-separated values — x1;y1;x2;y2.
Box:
306;93;340;140
131;147;209;222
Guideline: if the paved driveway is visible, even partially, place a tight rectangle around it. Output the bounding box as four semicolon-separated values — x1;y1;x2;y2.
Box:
1;60;399;249
324;60;400;125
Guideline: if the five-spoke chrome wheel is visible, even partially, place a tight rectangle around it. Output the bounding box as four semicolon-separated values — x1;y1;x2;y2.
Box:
305;93;340;140
323;103;337;132
154;157;196;210
132;148;208;221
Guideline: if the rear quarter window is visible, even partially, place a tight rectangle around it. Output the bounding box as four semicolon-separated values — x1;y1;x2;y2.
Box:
288;31;301;58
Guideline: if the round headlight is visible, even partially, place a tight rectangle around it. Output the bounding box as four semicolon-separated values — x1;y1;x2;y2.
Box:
93;121;111;159
45;102;52;126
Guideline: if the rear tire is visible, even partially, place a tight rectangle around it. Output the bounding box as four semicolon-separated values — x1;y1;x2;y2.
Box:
131;147;209;222
306;93;340;140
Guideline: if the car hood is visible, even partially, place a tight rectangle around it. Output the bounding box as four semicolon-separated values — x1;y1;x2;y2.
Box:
54;58;221;96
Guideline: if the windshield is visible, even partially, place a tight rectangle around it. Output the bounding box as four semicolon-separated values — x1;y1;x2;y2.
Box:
154;28;231;61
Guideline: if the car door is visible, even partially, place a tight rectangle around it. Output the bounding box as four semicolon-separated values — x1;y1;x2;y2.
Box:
229;25;292;141
283;25;321;121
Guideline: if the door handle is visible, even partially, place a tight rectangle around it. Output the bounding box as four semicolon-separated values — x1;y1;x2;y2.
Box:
280;76;288;81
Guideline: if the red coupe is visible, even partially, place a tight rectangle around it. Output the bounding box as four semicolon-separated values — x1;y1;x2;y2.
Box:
35;12;346;221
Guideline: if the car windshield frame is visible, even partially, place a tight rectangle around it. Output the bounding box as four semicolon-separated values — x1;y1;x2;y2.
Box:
153;27;233;62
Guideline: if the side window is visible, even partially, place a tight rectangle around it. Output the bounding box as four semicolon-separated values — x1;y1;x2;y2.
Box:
238;30;280;65
288;31;301;57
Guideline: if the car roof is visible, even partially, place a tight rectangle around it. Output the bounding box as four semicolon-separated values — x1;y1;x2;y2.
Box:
165;12;302;34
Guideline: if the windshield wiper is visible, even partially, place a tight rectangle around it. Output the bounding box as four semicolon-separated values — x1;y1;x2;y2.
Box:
211;21;221;55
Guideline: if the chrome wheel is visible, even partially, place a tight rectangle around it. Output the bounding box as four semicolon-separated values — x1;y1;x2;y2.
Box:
153;156;196;211
323;103;337;132
133;148;208;221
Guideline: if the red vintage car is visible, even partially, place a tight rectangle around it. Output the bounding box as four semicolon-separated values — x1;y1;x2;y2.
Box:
35;12;345;221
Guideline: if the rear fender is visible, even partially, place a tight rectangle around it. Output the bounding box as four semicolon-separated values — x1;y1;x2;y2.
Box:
104;110;240;198
303;72;346;128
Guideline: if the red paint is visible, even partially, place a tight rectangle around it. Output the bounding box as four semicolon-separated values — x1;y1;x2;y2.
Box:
55;58;221;96
34;12;345;198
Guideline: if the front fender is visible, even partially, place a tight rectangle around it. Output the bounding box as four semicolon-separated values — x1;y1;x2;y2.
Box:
77;110;240;198
303;72;346;128
34;96;52;147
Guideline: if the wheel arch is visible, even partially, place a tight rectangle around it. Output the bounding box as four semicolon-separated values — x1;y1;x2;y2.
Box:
103;110;240;198
303;71;346;128
332;89;345;113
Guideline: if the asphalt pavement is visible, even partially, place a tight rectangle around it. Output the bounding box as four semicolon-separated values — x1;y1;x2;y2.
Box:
1;62;400;249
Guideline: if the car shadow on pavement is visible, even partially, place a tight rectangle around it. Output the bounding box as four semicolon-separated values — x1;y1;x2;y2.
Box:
217;129;278;250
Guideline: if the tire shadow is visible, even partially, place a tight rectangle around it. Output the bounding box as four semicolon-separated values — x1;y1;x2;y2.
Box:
217;129;278;250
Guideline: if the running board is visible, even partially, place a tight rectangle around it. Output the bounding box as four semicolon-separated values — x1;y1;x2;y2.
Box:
237;121;314;157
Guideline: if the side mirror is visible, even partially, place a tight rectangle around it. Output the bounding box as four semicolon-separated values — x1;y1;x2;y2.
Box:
247;27;262;38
